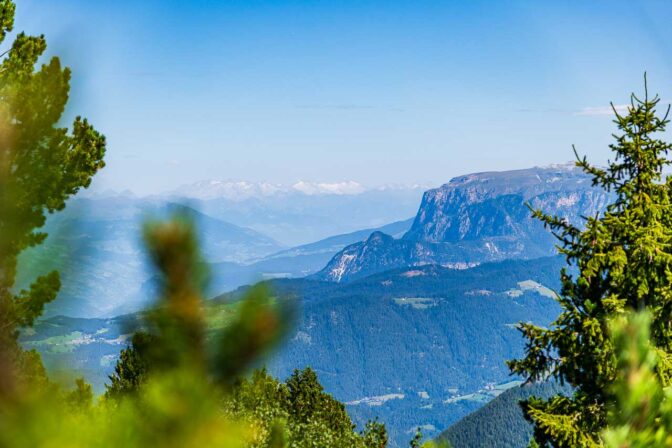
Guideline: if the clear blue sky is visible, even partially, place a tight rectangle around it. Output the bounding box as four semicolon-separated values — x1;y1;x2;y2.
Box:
18;0;672;194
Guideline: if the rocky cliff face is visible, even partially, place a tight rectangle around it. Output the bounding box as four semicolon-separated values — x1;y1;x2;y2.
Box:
314;165;611;282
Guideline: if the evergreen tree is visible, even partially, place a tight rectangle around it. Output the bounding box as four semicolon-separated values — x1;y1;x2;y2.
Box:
410;429;423;448
508;78;672;447
361;419;388;448
225;367;389;448
0;0;106;396
105;331;156;399
285;367;352;431
65;378;93;411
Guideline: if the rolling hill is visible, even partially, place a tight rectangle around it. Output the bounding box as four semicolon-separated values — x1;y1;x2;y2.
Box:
16;199;283;317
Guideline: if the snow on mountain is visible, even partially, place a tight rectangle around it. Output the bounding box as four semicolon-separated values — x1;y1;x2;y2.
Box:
291;180;365;196
168;180;285;201
167;180;427;201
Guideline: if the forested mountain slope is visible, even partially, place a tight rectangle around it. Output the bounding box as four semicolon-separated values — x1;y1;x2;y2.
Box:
437;381;573;448
24;255;565;446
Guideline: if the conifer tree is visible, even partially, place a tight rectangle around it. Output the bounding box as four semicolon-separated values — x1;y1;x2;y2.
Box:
104;331;156;399
508;77;672;447
410;429;423;448
0;0;106;396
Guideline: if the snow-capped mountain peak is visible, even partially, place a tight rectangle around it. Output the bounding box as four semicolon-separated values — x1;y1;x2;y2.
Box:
291;181;365;196
169;180;370;200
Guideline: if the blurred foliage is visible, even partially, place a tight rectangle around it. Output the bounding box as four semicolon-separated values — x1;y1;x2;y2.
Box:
407;428;450;448
0;213;258;447
601;312;672;448
508;78;672;447
0;0;105;397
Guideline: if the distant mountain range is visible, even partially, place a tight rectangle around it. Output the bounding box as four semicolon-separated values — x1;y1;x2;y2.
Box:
177;187;425;246
314;165;609;283
21;165;610;446
18;193;416;317
82;181;426;247
206;218;414;295
168;180;429;201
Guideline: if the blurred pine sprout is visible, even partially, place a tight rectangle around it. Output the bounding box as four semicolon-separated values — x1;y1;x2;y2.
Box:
105;212;292;393
602;312;672;448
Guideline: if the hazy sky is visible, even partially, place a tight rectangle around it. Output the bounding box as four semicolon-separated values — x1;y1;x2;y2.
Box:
18;0;672;194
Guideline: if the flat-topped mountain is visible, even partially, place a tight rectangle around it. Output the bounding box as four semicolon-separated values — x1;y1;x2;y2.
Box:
315;165;610;283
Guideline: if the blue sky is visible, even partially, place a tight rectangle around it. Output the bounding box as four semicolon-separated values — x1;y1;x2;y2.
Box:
18;0;672;194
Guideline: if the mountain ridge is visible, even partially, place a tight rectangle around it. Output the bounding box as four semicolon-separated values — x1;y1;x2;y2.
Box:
314;165;609;283
167;180;430;201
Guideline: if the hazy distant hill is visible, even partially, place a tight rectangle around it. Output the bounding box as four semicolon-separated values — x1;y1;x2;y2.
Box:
18;193;415;318
206;218;414;294
17;199;283;317
26;166;608;317
315;165;609;283
265;218;412;259
167;182;426;246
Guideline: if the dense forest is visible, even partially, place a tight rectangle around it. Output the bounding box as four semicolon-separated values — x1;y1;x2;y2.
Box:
438;382;572;448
